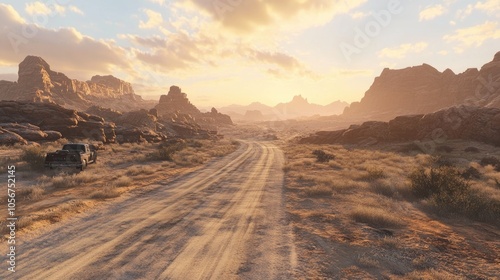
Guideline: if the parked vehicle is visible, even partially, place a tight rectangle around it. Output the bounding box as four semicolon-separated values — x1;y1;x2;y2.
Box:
44;143;97;171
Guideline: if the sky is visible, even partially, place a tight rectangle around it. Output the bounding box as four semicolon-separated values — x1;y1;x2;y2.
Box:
0;0;499;107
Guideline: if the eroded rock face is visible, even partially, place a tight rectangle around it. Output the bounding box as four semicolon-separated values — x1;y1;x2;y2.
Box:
343;51;500;121
300;106;500;147
0;56;154;112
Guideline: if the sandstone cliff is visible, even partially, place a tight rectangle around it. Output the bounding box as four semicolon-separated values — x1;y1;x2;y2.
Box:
0;56;154;112
343;51;500;121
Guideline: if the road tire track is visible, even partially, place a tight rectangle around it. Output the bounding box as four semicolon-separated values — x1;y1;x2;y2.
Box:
1;141;295;280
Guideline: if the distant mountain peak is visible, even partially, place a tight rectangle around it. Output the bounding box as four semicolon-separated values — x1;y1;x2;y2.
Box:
291;95;308;104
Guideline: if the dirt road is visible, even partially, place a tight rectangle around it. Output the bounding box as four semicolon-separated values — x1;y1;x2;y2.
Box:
3;141;296;280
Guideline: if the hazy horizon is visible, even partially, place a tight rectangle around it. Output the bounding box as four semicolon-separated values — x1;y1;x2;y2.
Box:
0;0;499;107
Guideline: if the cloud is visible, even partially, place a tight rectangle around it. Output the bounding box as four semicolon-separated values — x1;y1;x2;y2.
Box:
25;2;84;16
25;2;52;15
177;0;367;34
0;4;132;79
245;49;315;77
443;21;500;53
419;4;446;21
455;4;474;20
139;9;163;29
475;0;500;16
378;42;429;59
149;0;167;6
69;6;84;15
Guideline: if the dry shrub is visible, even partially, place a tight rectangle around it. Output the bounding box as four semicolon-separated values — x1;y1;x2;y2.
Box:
461;166;481;180
312;149;335;163
149;141;186;161
90;186;121;199
371;181;397;198
126;165;156;176
360;168;386;181
355;253;379;268
20;145;46;170
304;185;333;197
409;166;500;225
351;206;404;228
19;185;45;201
114;176;133;187
50;172;98;189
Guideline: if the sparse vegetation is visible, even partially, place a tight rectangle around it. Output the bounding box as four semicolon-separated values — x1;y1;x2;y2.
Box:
90;185;121;199
312;149;335;163
149;141;187;161
351;206;404;228
461;166;481;180
20;145;46;170
479;156;500;171
360;168;386;181
409;166;500;224
304;185;333;197
284;140;499;279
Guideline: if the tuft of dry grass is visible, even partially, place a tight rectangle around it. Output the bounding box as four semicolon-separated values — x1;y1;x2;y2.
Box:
114;176;133;187
351;206;405;228
304;185;333;197
90;186;121;200
19;185;45;201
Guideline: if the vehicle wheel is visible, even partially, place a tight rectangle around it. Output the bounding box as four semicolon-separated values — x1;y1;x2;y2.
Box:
80;160;87;171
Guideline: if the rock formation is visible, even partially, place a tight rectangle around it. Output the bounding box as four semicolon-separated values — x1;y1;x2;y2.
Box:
0;56;155;112
0;101;114;144
87;105;217;142
300;106;500;147
343;51;500;121
155;86;233;130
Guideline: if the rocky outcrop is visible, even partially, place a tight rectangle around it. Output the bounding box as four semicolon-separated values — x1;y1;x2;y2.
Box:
0;101;114;143
0;123;62;142
155;86;233;130
300;106;500;147
86;105;216;142
156;86;201;116
343;51;500;121
0;56;155;112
